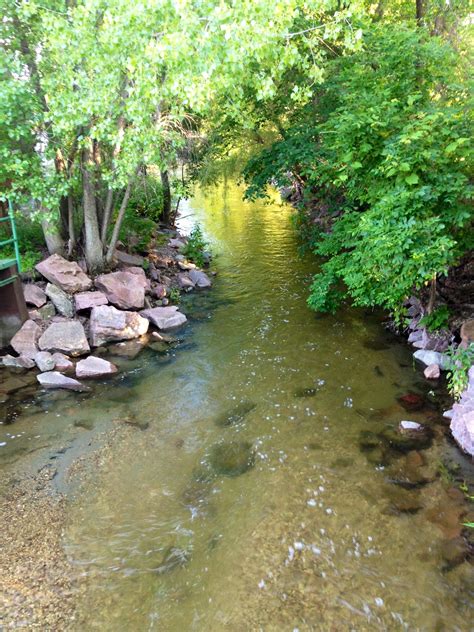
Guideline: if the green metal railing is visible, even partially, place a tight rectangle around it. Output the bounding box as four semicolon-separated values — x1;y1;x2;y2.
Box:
0;200;21;288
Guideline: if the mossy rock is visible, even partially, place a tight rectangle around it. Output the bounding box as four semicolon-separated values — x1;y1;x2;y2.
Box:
214;401;256;427
208;441;255;477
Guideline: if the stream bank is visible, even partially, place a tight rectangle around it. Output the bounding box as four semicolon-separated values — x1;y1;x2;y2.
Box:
1;183;473;629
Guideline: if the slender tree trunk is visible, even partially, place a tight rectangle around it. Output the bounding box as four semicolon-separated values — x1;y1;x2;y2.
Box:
82;148;104;273
160;169;171;225
416;0;424;24
101;189;114;244
41;216;65;256
426;274;437;314
105;182;132;264
67;194;76;257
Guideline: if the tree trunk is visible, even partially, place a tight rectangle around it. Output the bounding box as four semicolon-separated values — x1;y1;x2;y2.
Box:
416;0;424;24
160;169;171;226
105;182;132;264
82;149;104;273
67;194;76;258
41;216;65;256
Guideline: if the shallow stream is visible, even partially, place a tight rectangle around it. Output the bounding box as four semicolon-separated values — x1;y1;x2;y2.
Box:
1;183;473;630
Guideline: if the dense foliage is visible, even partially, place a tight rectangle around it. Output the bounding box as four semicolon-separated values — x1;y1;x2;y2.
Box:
242;19;473;316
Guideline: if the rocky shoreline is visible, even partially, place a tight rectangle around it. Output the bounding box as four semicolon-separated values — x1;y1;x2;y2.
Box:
1;232;213;398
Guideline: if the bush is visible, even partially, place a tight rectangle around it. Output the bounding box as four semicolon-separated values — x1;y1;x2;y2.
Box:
183;224;209;267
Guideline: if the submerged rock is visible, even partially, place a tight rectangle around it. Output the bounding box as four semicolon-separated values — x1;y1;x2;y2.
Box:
397;392;425;412
153;545;190;574
440;537;471;570
294;387;317;398
208;441;255;477
188;269;212;288
214;401;256;427
36;254;92;293
380;425;433;453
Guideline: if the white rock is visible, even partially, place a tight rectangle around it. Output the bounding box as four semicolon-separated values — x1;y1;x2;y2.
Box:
413;349;449;370
34;351;55;372
76;356;118;379
37;371;90;392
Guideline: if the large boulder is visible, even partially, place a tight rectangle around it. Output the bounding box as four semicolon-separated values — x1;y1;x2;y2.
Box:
412;329;451;352
140;306;187;330
450;366;474;456
37;371;89;392
89;305;149;347
23;284;47;308
38;321;90;356
36;254;92;293
75;291;108;311
10;319;41;359
95;271;146;310
76;356;118;378
188;269;212;288
45;283;74;317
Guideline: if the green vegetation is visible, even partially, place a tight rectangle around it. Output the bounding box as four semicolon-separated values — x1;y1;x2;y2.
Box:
419;306;451;332
446;344;474;401
183;225;209;268
1;0;472;320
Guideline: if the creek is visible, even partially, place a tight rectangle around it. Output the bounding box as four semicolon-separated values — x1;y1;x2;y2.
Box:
1;183;473;630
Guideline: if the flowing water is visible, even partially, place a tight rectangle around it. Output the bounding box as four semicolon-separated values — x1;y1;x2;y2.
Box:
1;183;473;630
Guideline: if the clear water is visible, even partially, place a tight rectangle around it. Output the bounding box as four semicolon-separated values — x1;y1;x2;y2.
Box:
1;183;472;630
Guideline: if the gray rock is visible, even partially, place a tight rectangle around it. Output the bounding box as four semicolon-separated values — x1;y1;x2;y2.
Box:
177;273;195;291
168;238;186;249
1;354;36;369
75;291;108;311
413;349;449;370
34;351;55;372
188;269;212;288
10;319;41;359
408;330;423;344
23;284;47;308
76;356;118;378
38;303;56;320
37;371;90;392
424;363;440;379
140;306;187;330
95;270;146;310
51;352;74;373
414;329;451;352
39;321;90;356
45;283;74;317
36;254;92;293
89;305;149;347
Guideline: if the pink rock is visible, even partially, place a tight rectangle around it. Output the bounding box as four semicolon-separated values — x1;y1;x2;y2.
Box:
23;284;47;308
10;320;41;359
36;254;92;293
153;284;168;299
89;305;149;347
140;306;187;330
37;371;90;392
75;291;108;311
424;364;440;380
95;271;145;310
451;410;474;457
76;356;118;378
177;273;194;290
38;321;90;356
114;250;145;267
51;352;74;373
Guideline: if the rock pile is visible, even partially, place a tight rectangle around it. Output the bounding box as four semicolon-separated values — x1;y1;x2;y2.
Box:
1;235;213;393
